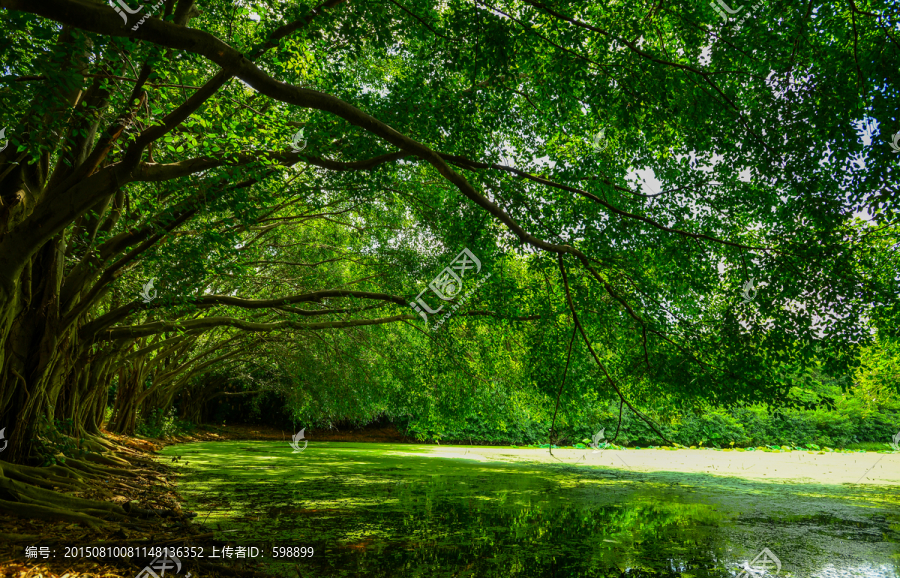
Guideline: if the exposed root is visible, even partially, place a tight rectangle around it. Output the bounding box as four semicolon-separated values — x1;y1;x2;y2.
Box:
0;498;107;530
0;430;276;578
45;463;87;481
81;439;111;453
0;433;188;536
65;456;138;478
79;508;130;522
117;454;163;468
0;462;86;491
121;502;182;519
0;475;122;515
83;451;131;467
84;434;118;451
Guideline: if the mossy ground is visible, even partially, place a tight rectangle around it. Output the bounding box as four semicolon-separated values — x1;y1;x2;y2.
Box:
161;441;900;578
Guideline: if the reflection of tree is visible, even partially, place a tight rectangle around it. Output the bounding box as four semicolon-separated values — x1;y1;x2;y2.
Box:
250;469;730;575
375;498;727;574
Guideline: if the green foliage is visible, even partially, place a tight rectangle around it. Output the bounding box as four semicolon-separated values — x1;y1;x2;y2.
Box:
855;335;900;399
7;0;895;460
397;355;900;449
31;417;89;466
136;407;196;439
404;397;898;449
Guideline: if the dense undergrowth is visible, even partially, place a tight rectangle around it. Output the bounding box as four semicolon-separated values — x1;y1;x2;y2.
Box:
133;338;900;451
135;408;197;439
135;394;899;450
404;401;900;450
401;369;900;449
400;343;900;449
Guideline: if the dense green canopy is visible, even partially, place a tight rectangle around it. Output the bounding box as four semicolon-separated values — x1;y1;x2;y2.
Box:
0;0;897;467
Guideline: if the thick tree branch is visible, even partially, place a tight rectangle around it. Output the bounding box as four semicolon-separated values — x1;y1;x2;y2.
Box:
444;153;766;251
132;150;407;182
99;314;418;341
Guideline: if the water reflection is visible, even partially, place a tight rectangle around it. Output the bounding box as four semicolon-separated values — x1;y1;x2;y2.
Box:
164;442;900;577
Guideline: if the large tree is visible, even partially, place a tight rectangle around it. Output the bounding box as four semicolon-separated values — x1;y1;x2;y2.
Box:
0;0;895;523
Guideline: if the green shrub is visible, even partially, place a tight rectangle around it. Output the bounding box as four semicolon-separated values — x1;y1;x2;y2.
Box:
136;407;196;439
31;417;90;466
401;397;899;449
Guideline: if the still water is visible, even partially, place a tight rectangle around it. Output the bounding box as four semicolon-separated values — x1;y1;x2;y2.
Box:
161;442;899;577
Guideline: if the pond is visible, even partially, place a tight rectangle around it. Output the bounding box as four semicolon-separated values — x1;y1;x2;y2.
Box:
160;442;900;578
